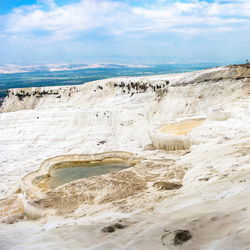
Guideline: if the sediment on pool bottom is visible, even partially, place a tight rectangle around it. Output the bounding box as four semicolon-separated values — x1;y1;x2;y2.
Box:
47;163;130;189
16;151;187;219
21;151;138;197
150;118;205;151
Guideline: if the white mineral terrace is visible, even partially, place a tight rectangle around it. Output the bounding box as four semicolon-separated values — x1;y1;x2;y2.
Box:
0;64;250;250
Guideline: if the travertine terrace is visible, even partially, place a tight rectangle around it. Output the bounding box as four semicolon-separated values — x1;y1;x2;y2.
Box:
0;64;250;249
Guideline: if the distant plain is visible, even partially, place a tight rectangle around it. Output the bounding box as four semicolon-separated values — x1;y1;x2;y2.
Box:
0;63;223;99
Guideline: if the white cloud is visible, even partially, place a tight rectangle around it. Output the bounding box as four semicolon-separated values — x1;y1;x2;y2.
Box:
1;0;250;41
5;0;129;40
38;0;57;9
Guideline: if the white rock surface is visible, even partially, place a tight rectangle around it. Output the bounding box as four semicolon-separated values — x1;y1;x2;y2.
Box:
0;65;250;249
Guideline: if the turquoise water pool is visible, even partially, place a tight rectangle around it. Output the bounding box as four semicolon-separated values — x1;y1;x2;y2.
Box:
48;163;129;188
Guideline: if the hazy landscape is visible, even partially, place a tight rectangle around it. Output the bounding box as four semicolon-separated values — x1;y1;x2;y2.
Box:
0;0;249;249
0;62;225;100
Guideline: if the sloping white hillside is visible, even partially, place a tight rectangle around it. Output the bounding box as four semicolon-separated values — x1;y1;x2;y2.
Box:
0;64;249;250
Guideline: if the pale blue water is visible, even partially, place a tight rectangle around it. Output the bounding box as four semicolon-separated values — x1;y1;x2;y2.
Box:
0;62;228;98
48;164;129;188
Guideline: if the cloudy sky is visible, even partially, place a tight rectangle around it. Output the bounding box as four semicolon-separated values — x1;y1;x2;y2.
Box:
0;0;249;65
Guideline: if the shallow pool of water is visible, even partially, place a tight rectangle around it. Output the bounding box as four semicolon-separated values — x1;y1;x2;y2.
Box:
48;163;129;188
